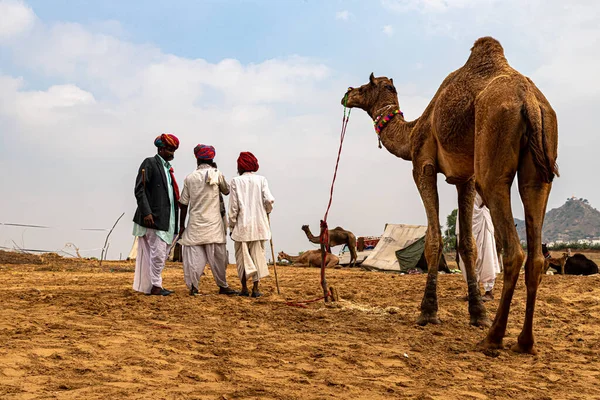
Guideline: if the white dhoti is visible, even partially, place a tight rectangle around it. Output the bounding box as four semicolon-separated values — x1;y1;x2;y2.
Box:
234;240;269;283
133;229;168;294
457;193;501;292
182;244;229;289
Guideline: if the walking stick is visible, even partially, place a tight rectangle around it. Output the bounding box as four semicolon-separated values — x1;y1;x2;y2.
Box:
142;169;146;191
267;214;281;294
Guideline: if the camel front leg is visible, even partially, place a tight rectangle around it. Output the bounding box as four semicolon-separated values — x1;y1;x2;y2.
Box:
456;180;490;327
414;163;443;326
326;257;339;268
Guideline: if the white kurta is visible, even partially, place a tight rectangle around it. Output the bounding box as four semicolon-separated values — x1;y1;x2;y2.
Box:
179;164;229;246
229;172;274;282
228;173;274;242
456;193;501;290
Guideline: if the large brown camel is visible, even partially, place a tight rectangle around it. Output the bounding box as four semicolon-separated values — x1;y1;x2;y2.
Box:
343;36;558;354
277;251;340;268
301;225;358;267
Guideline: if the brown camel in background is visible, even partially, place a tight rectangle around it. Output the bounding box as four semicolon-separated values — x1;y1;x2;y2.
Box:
277;251;339;268
343;36;558;354
544;253;568;275
301;225;357;267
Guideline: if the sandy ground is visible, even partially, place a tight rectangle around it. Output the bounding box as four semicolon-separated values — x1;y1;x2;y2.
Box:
1;251;599;399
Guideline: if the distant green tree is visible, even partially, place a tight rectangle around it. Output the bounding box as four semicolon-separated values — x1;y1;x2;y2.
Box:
443;209;458;251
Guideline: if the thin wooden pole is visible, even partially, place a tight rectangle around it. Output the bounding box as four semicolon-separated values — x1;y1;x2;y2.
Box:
267;214;281;294
100;212;125;265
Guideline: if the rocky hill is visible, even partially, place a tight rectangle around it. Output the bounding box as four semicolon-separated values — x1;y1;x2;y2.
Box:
514;197;600;242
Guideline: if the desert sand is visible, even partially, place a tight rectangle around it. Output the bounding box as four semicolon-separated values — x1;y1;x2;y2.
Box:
1;250;599;399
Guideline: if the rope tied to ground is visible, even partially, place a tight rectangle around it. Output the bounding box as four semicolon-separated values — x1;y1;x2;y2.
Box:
285;93;350;308
318;93;351;301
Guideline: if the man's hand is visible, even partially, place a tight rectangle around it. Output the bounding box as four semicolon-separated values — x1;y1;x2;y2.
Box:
143;214;155;227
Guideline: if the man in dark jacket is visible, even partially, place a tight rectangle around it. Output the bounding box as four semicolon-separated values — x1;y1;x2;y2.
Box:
132;133;180;296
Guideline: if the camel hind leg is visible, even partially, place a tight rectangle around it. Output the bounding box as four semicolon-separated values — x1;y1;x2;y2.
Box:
511;150;552;354
348;234;358;267
477;181;524;350
474;94;526;350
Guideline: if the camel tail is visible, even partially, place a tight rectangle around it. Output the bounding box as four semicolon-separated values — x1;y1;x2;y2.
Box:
523;95;559;183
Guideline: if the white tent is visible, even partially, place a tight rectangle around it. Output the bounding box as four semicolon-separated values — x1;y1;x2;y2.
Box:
361;224;427;272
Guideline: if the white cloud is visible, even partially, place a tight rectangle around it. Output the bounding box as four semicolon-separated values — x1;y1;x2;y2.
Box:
383;25;394;36
0;0;36;40
335;10;351;20
2;0;600;261
0;8;347;260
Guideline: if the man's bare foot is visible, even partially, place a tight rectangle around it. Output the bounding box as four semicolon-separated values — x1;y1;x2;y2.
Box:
482;291;494;302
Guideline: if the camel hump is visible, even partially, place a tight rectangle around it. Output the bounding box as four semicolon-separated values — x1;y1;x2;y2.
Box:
467;36;508;69
471;36;504;52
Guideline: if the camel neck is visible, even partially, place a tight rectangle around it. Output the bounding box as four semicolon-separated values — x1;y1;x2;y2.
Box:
370;102;414;161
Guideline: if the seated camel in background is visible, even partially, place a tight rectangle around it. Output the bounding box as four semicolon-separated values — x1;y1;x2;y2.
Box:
542;244;598;275
277;250;340;269
301;225;357;267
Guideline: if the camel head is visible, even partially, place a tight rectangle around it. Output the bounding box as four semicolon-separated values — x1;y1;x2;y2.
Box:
342;73;399;116
277;251;289;262
301;225;310;232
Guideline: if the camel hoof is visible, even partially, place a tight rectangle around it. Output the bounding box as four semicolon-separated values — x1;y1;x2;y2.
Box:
476;338;504;352
511;342;537;355
416;313;441;326
470;315;492;328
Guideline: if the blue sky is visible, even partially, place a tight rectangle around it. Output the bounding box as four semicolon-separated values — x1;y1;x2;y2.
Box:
1;0;599;260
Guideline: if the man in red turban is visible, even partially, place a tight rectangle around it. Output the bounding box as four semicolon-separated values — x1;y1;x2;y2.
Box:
229;151;275;297
178;144;238;296
237;151;259;174
132;133;180;296
154;133;180;150
194;144;216;161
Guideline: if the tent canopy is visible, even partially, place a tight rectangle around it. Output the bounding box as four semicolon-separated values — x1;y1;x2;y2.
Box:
361;224;428;272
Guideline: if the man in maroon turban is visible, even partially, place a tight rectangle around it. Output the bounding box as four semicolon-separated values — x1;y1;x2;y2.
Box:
229;151;275;297
178;144;238;296
237;151;259;174
132;133;180;296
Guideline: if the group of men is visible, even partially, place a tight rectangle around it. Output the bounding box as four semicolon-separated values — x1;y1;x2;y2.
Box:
132;133;275;297
131;132;500;301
